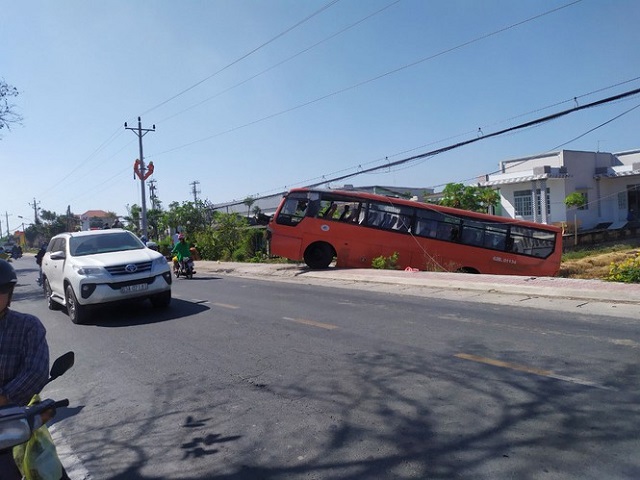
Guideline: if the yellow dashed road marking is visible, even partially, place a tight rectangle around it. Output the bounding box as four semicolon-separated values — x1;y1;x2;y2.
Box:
282;317;338;330
212;302;239;309
455;353;615;390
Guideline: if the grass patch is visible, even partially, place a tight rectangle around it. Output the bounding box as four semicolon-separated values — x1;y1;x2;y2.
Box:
560;242;640;280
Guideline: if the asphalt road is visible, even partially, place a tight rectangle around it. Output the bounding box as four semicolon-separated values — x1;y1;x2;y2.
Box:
8;257;640;480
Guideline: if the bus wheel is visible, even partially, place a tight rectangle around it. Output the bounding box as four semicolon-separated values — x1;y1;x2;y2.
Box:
457;267;479;274
304;243;334;269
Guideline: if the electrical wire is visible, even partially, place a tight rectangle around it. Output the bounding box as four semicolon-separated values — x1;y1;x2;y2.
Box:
35;0;586;208
214;86;640;209
150;0;584;158
156;1;402;125
140;0;342;118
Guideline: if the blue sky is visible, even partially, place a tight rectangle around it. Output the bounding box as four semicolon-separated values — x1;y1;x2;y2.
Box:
1;0;639;227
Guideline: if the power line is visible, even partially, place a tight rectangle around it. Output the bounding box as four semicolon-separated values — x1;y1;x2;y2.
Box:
215;86;640;209
150;0;584;158
141;0;342;118
155;0;402;125
34;0;587;205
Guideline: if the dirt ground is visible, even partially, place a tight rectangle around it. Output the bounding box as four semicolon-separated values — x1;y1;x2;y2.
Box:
559;244;640;279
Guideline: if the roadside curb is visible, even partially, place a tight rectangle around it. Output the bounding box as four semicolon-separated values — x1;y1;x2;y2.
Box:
195;261;640;305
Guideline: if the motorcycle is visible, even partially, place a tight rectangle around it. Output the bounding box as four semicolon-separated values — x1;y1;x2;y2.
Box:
174;256;195;279
0;352;75;479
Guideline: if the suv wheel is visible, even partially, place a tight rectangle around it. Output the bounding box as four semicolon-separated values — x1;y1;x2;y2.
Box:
43;279;62;311
66;284;88;325
150;291;171;308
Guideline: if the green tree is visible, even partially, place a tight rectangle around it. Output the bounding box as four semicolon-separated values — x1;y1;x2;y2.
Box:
564;192;586;245
243;196;255;218
25;209;76;246
438;183;500;213
163;200;209;238
147;208;164;240
213;213;249;259
124;204;142;232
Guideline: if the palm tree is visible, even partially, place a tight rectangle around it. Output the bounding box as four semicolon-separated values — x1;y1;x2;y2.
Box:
243;196;255;218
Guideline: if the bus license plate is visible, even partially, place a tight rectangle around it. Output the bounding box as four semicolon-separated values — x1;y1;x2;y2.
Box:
121;284;148;294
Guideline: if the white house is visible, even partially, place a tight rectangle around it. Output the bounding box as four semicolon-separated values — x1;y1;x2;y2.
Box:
478;149;640;231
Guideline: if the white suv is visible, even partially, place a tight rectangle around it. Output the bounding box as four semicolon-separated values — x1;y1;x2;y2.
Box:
41;229;172;324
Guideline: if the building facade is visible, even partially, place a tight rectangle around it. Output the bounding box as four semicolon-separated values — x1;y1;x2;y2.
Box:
479;149;640;231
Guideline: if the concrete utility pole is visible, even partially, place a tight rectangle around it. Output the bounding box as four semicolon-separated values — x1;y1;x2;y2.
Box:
148;179;159;210
125;117;155;237
190;181;201;203
29;198;40;224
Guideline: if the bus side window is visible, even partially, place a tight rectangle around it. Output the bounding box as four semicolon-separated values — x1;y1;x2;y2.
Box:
307;199;320;217
322;203;337;219
437;222;459;241
395;215;411;232
338;205;351;221
484;232;506;250
415;219;437;237
505;237;520;253
460;227;483;246
357;207;367;224
345;204;360;222
367;211;381;227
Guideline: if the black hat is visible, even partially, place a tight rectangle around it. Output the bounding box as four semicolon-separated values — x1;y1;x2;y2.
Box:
0;259;17;293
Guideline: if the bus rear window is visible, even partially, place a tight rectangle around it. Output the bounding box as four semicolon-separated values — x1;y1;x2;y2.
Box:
509;226;555;258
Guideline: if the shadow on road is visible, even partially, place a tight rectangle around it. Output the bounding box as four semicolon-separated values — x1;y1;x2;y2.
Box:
83;298;210;328
63;345;640;479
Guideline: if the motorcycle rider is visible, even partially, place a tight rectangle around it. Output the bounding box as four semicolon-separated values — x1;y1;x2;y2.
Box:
171;234;195;274
35;242;48;286
0;259;50;478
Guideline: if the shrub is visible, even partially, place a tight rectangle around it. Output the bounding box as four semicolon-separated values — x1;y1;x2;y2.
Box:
371;252;399;270
194;229;222;261
231;247;247;262
606;253;640;283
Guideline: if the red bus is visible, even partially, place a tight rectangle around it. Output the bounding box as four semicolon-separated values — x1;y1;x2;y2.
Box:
267;188;563;276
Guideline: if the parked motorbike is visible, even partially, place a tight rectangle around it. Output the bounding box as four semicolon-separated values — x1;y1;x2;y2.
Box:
174;257;195;279
0;352;75;479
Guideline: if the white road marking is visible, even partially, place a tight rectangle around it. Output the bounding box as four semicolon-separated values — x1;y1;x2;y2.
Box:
50;424;92;479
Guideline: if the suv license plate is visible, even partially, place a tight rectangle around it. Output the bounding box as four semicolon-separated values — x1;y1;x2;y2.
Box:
121;284;148;294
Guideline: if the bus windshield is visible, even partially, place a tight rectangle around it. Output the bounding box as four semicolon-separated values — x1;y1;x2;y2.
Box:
268;188;563;276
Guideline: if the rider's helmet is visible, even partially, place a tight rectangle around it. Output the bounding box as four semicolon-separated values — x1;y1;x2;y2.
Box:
178;234;185;241
0;259;18;307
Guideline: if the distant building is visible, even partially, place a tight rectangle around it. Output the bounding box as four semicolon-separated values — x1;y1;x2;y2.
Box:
478;149;640;231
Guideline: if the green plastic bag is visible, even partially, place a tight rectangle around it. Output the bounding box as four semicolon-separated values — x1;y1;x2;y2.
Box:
12;395;63;480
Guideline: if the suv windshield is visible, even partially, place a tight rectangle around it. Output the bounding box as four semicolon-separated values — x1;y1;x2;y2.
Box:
69;232;144;256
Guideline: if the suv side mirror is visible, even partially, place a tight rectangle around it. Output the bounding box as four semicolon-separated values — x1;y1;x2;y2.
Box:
50;251;66;260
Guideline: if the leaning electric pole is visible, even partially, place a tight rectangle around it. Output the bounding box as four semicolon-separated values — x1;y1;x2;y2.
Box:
190;180;201;203
125;117;155;237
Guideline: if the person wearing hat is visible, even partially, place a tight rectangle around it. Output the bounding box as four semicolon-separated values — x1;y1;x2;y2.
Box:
170;233;195;274
0;259;50;478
